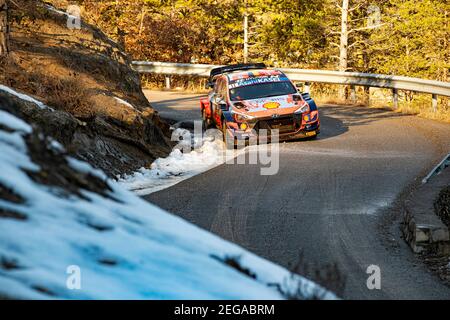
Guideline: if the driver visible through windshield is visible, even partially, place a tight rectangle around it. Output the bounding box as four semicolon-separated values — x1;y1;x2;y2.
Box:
229;81;297;101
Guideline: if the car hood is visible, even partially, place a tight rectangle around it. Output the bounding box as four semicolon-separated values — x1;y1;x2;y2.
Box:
231;94;303;118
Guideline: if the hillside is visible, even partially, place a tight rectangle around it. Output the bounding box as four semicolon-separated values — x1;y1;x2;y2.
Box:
0;0;171;177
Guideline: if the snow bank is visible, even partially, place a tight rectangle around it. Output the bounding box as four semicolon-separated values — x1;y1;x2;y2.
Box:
0;108;335;300
117;128;246;195
117;131;228;195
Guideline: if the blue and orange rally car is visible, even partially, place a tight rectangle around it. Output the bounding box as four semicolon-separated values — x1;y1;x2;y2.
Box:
200;63;320;147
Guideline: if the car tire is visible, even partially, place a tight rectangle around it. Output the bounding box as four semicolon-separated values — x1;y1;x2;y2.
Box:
202;109;211;130
222;119;235;149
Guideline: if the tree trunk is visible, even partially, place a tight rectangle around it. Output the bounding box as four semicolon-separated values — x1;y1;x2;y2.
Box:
138;5;146;36
339;0;349;99
243;0;249;63
0;0;9;57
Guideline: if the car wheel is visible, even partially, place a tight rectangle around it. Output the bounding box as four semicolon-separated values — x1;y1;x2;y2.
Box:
222;119;235;149
202;109;211;130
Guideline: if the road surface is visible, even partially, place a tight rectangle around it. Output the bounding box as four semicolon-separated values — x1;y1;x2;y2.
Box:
144;89;450;299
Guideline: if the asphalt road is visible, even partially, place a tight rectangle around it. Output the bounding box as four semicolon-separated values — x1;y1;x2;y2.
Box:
144;90;450;299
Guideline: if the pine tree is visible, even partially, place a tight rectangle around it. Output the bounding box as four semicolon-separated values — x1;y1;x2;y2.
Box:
368;0;449;81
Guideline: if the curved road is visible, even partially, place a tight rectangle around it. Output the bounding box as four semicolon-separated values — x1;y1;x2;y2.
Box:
144;90;450;299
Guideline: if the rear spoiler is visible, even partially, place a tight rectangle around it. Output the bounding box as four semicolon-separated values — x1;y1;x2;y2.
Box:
207;63;267;88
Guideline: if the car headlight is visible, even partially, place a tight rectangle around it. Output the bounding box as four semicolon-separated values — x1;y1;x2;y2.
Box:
231;110;255;121
294;103;310;114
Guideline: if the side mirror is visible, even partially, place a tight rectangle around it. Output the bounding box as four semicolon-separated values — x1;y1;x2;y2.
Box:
206;81;214;89
295;82;303;90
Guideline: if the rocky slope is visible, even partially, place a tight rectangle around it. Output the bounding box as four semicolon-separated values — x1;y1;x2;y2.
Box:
0;0;171;177
436;186;450;227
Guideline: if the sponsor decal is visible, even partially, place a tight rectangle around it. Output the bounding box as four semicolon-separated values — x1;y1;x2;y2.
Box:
257;96;286;103
251;70;281;77
229;70;282;81
230;73;251;81
263;102;280;109
229;75;289;89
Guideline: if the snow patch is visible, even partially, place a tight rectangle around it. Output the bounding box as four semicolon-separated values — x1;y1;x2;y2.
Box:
50;140;65;152
67;157;107;180
0;85;53;111
114;97;136;110
117;129;238;195
0;110;32;133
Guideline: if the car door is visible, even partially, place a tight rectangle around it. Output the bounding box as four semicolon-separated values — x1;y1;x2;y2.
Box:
211;77;227;125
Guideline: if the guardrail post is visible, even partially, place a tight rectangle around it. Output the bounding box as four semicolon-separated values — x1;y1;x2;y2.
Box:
364;87;370;106
350;85;356;103
165;75;171;90
432;94;438;113
304;82;310;93
393;88;398;109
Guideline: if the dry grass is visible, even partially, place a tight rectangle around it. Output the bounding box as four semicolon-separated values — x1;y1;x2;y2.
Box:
1;0;150;119
44;77;93;117
0;55;93;117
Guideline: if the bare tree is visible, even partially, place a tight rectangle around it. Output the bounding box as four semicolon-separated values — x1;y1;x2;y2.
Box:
338;0;349;74
243;0;249;63
333;0;383;99
0;0;9;57
338;0;349;98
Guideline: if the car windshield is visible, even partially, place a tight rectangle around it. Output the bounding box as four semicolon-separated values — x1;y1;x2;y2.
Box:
229;81;297;101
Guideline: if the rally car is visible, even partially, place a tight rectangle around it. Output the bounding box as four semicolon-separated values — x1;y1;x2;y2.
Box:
200;63;320;147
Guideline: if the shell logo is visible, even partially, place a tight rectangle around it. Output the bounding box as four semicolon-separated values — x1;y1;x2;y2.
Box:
263;102;280;109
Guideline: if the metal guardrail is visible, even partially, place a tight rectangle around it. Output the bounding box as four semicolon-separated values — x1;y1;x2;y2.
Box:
132;61;450;110
133;61;216;77
422;153;450;184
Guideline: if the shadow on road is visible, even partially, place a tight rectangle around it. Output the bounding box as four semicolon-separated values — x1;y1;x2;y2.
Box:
321;104;409;126
311;104;411;141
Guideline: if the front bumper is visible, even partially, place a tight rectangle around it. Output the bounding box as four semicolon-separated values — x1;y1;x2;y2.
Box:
227;119;320;142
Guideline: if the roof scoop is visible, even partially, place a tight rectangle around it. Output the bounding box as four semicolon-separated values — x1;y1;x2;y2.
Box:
210;63;267;79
